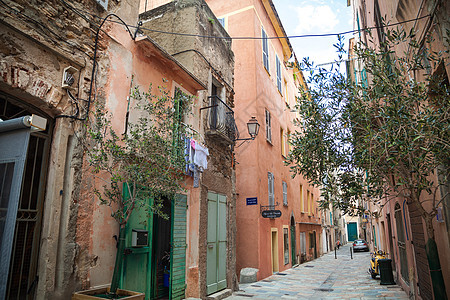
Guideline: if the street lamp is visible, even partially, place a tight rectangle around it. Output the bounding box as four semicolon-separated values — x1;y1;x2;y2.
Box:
236;116;260;141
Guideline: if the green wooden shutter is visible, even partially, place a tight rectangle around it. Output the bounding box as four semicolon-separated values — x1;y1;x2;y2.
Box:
121;184;153;299
290;225;296;265
217;194;227;290
206;193;218;294
170;194;187;300
206;192;227;295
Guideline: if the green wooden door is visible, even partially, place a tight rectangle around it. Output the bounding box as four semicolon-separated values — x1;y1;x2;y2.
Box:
347;222;358;242
290;226;296;265
121;186;153;299
170;194;187;300
206;192;227;295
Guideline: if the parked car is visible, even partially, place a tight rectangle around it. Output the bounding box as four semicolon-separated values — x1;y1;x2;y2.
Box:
353;239;369;252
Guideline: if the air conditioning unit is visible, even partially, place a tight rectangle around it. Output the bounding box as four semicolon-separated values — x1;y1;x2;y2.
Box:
131;229;148;247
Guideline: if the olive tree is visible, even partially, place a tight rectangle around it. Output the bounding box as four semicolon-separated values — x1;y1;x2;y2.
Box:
86;84;191;297
287;27;449;298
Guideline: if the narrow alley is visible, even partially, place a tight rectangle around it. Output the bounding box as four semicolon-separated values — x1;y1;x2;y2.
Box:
226;244;408;300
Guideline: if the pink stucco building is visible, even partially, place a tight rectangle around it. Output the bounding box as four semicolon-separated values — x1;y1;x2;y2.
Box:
205;0;322;281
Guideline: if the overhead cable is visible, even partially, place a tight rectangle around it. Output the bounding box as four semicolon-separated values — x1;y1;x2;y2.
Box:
59;5;431;41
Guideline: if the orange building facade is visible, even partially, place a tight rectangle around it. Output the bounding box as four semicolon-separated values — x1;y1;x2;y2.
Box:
205;0;322;280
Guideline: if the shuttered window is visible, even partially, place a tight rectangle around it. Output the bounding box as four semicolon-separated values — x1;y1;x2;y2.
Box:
265;109;271;143
299;232;306;255
276;55;282;94
282;181;287;206
281;127;286;157
170;194;187;300
268;172;274;206
262;27;269;72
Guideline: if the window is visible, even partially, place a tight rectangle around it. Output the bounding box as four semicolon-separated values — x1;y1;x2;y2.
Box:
276;55;282;93
300;184;304;212
280;127;286;157
283;228;289;264
299;232;306;254
265;109;272;143
307;190;310;213
262;27;269;72
284;79;289;106
268;172;274;206
287;130;292;154
282;181;287;206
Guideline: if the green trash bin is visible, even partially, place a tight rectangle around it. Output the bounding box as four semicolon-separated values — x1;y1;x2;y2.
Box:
378;259;396;285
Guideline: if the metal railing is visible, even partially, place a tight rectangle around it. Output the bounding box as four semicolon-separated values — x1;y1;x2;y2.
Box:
205;96;238;142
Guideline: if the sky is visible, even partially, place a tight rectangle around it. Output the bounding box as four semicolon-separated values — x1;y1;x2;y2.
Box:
272;0;353;69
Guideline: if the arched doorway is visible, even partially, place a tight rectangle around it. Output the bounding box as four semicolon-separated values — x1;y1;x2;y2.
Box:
290;215;296;265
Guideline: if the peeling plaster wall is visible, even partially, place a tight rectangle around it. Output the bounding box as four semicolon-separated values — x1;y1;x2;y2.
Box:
140;1;237;297
0;0;135;299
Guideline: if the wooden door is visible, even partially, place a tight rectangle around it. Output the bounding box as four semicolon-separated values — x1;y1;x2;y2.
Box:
206;192;227;295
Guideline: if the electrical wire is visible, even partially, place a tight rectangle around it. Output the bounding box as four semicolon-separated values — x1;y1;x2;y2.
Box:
56;13;136;120
56;4;431;41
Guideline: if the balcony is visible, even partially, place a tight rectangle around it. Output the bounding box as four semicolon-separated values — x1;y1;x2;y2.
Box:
204;96;238;144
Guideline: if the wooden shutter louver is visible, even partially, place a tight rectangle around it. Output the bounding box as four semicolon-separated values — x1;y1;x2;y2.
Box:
170;194;187;300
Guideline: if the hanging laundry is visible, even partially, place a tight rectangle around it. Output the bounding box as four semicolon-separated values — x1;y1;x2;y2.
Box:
193;165;200;188
188;138;196;172
194;141;209;170
184;137;194;177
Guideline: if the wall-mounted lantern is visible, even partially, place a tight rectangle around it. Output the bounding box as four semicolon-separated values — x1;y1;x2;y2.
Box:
236;117;260;141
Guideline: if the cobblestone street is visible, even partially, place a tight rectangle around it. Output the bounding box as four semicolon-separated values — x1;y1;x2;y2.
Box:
227;244;408;300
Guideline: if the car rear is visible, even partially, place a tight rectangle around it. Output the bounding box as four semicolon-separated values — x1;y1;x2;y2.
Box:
352;239;369;252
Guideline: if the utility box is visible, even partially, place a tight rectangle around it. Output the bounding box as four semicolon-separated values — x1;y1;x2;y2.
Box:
131;229;148;247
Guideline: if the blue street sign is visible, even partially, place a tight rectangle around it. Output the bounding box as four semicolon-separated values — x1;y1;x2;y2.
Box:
246;197;257;205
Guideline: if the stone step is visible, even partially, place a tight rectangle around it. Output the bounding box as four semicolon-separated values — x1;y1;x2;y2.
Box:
206;288;232;300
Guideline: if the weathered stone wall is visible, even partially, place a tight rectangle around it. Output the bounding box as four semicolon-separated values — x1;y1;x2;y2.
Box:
0;0;137;298
139;0;235;105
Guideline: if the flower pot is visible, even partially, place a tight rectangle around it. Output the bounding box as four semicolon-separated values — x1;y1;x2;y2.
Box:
72;286;145;300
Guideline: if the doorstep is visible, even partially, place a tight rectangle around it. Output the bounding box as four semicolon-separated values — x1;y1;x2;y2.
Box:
206;289;232;300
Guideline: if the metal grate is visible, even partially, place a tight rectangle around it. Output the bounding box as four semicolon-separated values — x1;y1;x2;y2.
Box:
235;293;254;297
1;95;51;300
204;96;238;142
315;288;334;292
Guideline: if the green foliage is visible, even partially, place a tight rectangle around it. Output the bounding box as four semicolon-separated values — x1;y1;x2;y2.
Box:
287;26;450;219
87;84;193;226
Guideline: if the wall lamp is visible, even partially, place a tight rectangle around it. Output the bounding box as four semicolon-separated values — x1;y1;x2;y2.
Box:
235;116;260;141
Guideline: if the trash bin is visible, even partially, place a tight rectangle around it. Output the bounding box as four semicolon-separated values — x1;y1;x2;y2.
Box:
378;259;395;285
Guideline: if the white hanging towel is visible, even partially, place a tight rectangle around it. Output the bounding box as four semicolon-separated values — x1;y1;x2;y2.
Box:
194;141;209;170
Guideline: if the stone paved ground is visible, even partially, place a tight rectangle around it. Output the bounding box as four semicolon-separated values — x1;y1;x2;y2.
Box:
226;244;408;300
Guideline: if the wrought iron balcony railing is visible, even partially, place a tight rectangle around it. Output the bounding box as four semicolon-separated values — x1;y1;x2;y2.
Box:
205;96;238;143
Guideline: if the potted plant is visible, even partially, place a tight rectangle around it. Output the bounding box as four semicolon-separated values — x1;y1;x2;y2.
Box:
73;85;191;299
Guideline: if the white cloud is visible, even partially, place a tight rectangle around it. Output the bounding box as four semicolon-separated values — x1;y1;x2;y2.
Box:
294;5;339;34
